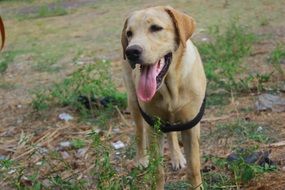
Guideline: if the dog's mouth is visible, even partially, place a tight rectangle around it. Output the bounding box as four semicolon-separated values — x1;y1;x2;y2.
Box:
137;53;172;102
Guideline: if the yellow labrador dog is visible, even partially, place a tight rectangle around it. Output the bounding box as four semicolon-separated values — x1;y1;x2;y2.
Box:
121;6;206;189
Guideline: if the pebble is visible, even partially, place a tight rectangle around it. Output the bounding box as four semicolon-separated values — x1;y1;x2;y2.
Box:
58;113;73;121
112;140;125;149
61;151;70;159
75;147;88;158
59;141;71;148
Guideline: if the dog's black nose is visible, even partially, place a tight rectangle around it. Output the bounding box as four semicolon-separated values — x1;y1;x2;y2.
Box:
125;45;143;62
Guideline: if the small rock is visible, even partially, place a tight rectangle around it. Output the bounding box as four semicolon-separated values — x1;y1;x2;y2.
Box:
256;126;263;132
202;165;216;173
8;169;16;174
113;128;120;133
0;128;16;137
0;155;7;160
58;113;73;121
255;93;285;112
20;176;32;186
76;61;85;65
42;179;52;187
201;37;209;42
59;141;71;148
17;118;23;124
38;147;49;154
282;166;285;172
61;151;70;159
112;140;125;150
36;161;43;166
75;147;88;158
280;83;285;92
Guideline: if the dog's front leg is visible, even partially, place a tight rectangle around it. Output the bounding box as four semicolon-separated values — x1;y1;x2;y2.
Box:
167;132;186;170
129;102;148;167
181;124;203;190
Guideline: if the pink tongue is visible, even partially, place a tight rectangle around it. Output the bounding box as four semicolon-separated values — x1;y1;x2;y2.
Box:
137;62;160;102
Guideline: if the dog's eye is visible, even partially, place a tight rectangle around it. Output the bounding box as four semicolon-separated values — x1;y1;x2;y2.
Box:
150;24;163;32
126;30;133;38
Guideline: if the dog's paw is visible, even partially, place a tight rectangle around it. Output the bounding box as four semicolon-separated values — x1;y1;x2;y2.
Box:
170;151;186;170
135;156;149;168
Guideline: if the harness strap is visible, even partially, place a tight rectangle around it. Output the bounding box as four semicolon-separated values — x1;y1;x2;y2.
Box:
138;97;206;133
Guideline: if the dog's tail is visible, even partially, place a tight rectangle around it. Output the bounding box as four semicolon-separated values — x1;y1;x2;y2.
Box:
0;16;5;51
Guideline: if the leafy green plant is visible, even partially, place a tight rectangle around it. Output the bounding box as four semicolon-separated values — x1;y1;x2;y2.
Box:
203;172;233;190
227;72;273;93
197;20;255;92
32;60;127;126
32;89;50;111
89;120;164;189
268;44;285;77
0;51;19;73
0;159;14;169
33;53;62;73
90;131;121;189
203;150;276;189
71;139;86;149
227;148;276;186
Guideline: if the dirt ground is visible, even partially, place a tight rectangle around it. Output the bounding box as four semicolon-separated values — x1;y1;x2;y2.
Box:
0;0;284;189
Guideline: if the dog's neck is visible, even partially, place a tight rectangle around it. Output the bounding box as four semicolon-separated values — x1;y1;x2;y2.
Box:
157;40;198;109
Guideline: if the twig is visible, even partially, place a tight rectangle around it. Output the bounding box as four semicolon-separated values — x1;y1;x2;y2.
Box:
201;115;230;122
13;126;69;160
268;141;285;148
115;106;132;128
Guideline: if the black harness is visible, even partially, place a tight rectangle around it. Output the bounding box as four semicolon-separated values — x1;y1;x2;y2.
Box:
137;97;206;133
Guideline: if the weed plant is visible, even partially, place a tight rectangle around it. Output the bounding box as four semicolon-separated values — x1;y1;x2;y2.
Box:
198;21;255;91
32;60;127;127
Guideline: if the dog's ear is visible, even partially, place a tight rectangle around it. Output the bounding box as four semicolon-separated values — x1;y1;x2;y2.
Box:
165;7;195;48
0;16;5;51
121;18;129;60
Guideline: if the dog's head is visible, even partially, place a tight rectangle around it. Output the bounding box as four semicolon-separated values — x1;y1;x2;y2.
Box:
121;6;195;102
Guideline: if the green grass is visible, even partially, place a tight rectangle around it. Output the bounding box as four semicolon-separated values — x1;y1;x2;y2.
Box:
17;2;68;20
32;51;63;73
165;181;191;190
206;92;230;108
211;119;273;144
0;81;17;90
36;4;68;18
